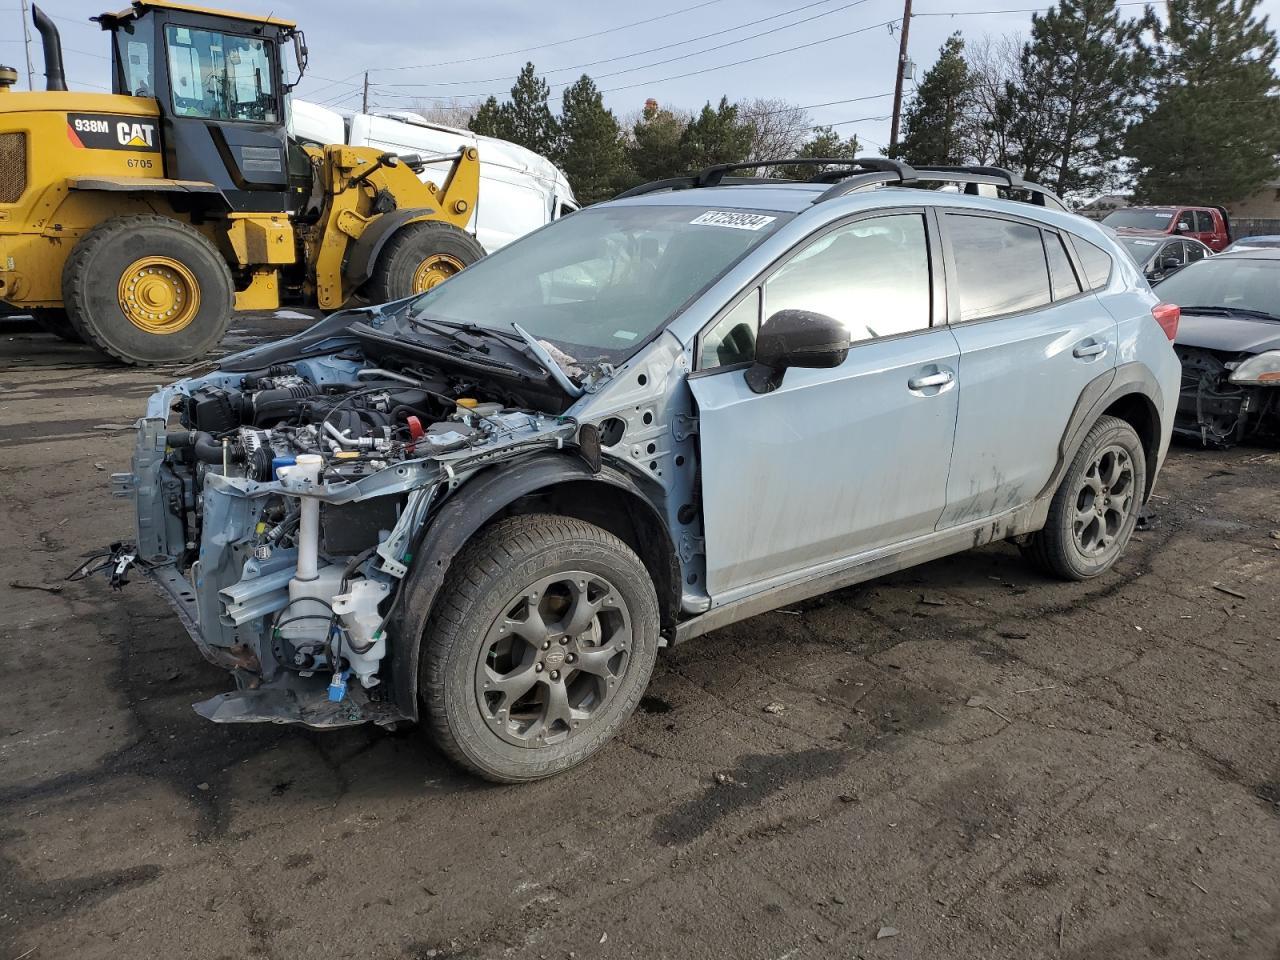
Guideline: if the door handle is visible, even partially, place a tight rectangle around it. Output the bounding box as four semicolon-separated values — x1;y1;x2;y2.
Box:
908;371;954;390
1073;341;1107;359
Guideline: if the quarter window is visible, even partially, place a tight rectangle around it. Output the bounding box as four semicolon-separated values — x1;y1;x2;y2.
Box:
165;26;278;122
947;215;1052;321
1044;232;1082;300
1073;237;1113;290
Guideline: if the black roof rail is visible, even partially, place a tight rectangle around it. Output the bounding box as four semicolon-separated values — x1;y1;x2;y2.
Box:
612;156;1066;212
613;157;917;200
815;162;1067;211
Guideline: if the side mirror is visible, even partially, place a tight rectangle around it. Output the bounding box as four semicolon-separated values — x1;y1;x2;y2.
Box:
745;309;850;394
1160;256;1181;271
1175;222;1190;232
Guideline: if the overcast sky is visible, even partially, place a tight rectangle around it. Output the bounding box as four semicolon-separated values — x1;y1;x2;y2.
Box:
8;0;1280;153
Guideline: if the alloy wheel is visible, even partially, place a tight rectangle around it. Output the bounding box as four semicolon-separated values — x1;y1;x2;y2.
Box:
474;571;633;748
1072;444;1136;557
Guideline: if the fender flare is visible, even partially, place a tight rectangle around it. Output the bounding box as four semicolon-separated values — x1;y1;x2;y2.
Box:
1036;360;1166;507
388;453;675;720
345;207;438;287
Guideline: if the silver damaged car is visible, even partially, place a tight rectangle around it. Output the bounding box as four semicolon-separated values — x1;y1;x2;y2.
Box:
108;159;1183;781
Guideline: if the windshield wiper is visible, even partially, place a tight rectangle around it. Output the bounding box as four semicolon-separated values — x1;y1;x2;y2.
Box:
1180;305;1280;323
511;322;585;398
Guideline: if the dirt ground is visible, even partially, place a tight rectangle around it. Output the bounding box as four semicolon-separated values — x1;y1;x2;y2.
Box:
1;315;1278;960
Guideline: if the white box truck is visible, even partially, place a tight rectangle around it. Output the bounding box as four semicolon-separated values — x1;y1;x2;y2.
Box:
289;99;578;253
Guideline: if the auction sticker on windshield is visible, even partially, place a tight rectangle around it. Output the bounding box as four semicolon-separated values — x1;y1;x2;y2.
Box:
690;211;778;231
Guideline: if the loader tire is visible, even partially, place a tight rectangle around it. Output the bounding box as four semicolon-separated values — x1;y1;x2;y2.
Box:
32;308;83;343
364;220;485;304
63;216;235;366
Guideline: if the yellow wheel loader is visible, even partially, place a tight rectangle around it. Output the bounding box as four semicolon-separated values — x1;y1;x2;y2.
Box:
0;2;484;365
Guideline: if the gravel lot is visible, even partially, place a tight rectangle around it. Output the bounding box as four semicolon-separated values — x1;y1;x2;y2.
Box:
2;316;1278;960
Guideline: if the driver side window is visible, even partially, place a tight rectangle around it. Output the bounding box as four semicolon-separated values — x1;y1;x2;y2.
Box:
699;213;931;369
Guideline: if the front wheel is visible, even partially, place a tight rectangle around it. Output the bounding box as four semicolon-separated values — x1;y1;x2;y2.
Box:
364;220;485;303
1022;415;1147;580
421;515;660;782
62;215;234;365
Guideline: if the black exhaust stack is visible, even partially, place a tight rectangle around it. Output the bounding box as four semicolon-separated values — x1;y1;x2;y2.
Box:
31;5;67;92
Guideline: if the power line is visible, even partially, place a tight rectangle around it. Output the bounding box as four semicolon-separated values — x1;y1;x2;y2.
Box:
401;0;735;69
381;0;865;82
346;15;899;105
596;17;899;95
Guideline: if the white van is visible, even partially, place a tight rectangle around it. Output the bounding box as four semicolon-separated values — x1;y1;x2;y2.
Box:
289;99;578;253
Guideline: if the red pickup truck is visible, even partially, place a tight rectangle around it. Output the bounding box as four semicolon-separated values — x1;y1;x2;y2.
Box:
1102;205;1233;252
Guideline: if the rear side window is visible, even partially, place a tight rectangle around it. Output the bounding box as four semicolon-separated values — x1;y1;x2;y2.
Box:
1195;210;1213;232
1044;232;1082;300
1072;237;1113;290
946;214;1052;321
1187;241;1207;262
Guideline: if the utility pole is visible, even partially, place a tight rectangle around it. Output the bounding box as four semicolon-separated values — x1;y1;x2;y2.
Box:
19;0;35;91
362;71;369;113
888;0;912;155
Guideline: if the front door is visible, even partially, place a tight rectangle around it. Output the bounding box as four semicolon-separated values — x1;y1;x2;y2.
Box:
939;213;1118;527
689;210;961;599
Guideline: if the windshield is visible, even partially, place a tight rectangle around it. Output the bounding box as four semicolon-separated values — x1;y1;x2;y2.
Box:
405;204;792;364
165;25;278;122
1228;236;1280;251
1103;209;1175;231
1154;257;1280;319
1119;236;1161;263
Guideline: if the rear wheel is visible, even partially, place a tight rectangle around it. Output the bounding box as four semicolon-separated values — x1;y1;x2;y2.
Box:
422;515;660;782
32;308;82;343
1022;415;1146;580
364;220;485;303
63;215;234;365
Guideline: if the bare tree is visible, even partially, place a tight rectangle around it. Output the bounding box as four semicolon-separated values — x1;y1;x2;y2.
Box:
403;99;488;129
738;98;813;167
964;33;1021;166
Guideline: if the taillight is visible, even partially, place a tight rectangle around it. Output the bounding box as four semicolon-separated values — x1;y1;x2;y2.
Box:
1152;302;1180;340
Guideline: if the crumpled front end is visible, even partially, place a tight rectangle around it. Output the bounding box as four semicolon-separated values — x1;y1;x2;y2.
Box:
1174;345;1280;447
114;344;576;728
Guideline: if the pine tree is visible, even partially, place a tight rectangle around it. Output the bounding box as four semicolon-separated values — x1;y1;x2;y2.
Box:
779;126;861;178
1003;0;1150;196
1127;0;1280;204
468;96;512;140
628;100;689;182
559;75;630;204
505;63;559;156
678;96;753;170
897;33;972;165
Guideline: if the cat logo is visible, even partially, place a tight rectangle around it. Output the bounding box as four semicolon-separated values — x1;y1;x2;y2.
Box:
116;121;156;148
66;113;161;153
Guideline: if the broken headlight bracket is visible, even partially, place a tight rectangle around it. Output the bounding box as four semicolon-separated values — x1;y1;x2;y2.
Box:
67;541;140;590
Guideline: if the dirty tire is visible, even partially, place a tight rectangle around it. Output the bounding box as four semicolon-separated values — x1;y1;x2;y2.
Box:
364;220;485;303
63;215;234;366
1022;415;1147;580
32;307;82;343
422;514;660;783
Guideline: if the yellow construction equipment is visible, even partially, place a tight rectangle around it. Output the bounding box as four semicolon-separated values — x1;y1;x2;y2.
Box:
0;2;484;364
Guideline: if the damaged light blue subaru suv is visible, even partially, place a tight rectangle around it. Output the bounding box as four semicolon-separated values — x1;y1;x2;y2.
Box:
109;159;1182;781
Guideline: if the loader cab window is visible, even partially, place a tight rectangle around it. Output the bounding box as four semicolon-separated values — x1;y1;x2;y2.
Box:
113;28;156;97
164;26;278;123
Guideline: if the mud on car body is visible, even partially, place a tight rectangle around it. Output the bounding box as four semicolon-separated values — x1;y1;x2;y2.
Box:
111;159;1182;782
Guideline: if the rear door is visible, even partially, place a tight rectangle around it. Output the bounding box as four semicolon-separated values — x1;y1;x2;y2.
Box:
939;213;1117;528
689;209;961;597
